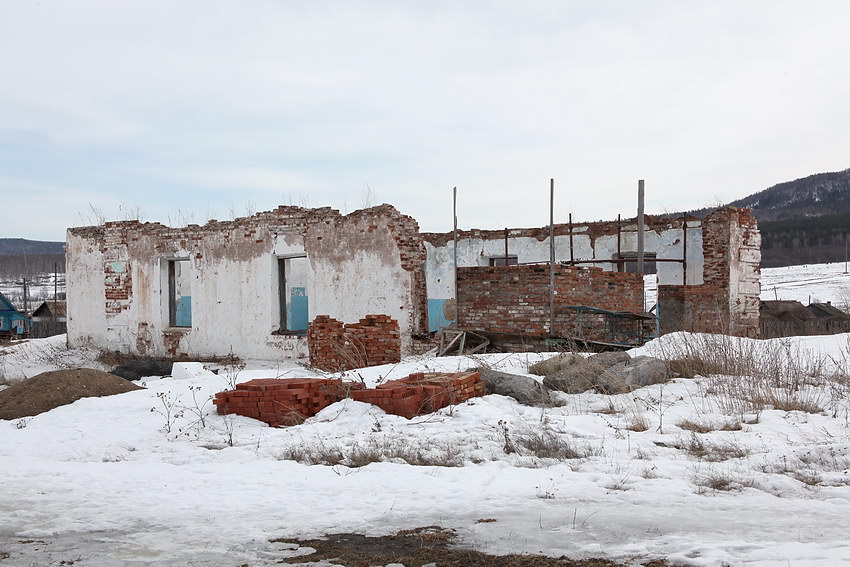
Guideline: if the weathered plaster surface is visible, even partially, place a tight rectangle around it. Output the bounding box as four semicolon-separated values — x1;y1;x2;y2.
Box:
67;205;426;359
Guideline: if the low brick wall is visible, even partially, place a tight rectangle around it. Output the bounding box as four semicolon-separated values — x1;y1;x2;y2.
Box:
457;265;643;340
658;284;728;335
214;371;484;425
307;314;401;372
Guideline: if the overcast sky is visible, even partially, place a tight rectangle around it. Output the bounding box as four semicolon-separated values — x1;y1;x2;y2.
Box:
2;1;849;241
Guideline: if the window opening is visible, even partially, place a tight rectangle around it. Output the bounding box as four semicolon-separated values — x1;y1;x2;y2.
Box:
278;256;308;333
168;259;192;327
489;255;519;266
615;252;657;274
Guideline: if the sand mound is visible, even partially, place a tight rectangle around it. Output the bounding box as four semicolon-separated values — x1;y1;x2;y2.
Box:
0;368;144;420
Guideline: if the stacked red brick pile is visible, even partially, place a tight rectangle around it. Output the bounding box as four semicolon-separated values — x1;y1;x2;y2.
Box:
212;378;349;427
306;316;345;370
307;314;401;372
214;371;485;426
351;371;484;419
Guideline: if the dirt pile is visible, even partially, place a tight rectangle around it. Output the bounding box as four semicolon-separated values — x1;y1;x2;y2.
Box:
275;526;670;566
0;368;144;420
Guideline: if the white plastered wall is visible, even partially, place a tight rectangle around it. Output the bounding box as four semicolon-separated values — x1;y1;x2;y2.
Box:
306;220;415;353
66;231;108;348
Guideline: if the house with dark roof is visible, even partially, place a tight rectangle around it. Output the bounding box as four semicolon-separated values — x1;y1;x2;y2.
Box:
760;299;850;338
30;300;67;338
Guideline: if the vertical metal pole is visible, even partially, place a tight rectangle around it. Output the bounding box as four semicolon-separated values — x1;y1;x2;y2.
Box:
637;179;646;312
23;278;28;315
617;214;622;271
453;187;459;328
682;216;688;285
637;180;645;275
845;232;848;274
568;213;574;263
54;262;58;302
549;179;555;335
504;228;509;265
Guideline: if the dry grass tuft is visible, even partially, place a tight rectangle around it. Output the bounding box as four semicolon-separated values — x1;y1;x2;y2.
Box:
672;434;749;462
676;417;742;433
625;414;650;432
514;430;588;460
694;470;754;493
647;333;848;417
278;437;464;468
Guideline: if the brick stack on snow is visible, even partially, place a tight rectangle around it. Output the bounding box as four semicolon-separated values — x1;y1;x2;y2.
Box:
214;371;484;426
307;314;401;372
352;371;485;419
212;377;350;427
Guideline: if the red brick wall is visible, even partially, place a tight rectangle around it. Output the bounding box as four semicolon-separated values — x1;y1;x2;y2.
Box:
457;264;643;339
308;314;401;372
658;207;760;337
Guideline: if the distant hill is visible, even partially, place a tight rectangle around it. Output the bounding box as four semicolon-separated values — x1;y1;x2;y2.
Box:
0;240;65;279
682;168;850;268
728;169;850;222
0;238;64;255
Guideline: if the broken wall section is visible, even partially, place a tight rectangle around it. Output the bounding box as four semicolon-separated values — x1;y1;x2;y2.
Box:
422;216;703;332
304;204;429;357
67;204;429;360
658;207;761;337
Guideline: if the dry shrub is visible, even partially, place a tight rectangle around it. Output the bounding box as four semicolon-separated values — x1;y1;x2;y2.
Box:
278;437;463;468
647;333;846;416
666;357;721;379
694;469;754;493
791;470;823;487
514;430;587;460
277;443;346;466
672;434;749;462
499;421;598;463
677;417;742;433
625;414;650;432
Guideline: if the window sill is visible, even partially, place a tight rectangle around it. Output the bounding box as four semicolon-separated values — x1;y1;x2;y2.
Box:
270;330;307;337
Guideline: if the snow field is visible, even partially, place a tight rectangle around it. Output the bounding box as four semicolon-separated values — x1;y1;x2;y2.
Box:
2;336;850;565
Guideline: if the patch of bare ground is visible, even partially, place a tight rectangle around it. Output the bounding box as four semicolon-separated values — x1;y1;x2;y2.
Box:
273;526;670;567
0;368;143;420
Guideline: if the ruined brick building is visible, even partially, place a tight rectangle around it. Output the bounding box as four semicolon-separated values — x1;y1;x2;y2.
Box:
66;204;760;366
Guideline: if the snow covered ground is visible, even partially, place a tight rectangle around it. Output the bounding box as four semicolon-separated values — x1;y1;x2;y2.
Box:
3;261;850;566
2;332;850;566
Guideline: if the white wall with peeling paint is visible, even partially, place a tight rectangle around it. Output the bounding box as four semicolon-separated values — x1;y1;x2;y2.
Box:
66;231;109;348
66;207;423;361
